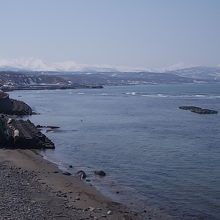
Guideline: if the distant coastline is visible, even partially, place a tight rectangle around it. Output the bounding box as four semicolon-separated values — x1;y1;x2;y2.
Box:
1;84;103;92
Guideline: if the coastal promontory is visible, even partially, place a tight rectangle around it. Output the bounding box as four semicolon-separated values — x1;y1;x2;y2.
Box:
0;92;54;149
0;92;32;115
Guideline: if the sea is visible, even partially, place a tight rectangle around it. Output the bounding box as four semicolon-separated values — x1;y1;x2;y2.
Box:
9;83;220;219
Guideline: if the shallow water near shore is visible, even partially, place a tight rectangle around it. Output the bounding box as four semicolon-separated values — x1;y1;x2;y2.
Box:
10;83;220;219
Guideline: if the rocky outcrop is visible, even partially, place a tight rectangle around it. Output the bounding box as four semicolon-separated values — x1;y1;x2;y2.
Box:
0;115;54;149
0;92;54;149
179;106;218;114
0;92;32;115
76;170;87;180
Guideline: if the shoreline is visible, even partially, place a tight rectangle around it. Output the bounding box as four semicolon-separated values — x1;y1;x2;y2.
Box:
0;148;174;220
0;89;174;219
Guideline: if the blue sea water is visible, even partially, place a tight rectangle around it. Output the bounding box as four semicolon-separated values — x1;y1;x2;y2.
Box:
10;83;220;219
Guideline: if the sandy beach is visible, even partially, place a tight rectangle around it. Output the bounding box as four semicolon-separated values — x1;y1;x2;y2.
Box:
0;149;176;220
0;149;143;220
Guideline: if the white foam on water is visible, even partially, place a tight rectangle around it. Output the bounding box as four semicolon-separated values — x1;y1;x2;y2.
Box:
100;93;109;96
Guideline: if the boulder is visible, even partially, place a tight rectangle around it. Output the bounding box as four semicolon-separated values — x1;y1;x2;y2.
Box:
76;170;87;180
94;170;106;177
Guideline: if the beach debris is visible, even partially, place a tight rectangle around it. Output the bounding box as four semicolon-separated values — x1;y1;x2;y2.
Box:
94;170;106;177
75;196;80;201
76;170;87;180
88;207;95;212
107;210;112;215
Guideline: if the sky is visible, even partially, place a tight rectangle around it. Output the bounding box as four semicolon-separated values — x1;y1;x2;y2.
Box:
0;0;219;71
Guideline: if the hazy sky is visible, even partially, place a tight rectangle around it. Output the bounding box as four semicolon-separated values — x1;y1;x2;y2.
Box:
0;0;219;70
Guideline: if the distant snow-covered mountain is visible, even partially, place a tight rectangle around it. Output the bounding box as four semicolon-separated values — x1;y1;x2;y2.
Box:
0;58;219;83
168;66;220;81
61;71;194;86
0;65;220;90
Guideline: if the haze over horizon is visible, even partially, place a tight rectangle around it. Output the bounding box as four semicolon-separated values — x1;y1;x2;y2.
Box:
0;0;219;71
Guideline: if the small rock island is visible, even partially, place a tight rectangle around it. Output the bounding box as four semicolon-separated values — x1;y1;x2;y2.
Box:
179;106;218;114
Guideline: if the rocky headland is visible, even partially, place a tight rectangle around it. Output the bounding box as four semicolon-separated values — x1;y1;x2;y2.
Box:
0;92;54;149
0;92;32;115
0;116;54;149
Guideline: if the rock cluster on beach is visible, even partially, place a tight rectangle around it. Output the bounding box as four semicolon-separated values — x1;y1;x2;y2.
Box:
0;92;54;149
179;106;218;114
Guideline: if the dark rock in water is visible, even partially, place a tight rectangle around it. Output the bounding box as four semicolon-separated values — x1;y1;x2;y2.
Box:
179;106;218;114
76;170;87;180
63;171;71;176
46;129;56;133
0;116;55;149
32;112;40;115
94;170;106;177
69;165;73;168
0;92;32;115
36;125;60;129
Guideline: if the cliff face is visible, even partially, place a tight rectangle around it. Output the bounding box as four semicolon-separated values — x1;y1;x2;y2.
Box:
0;92;32;115
0;93;13;112
0;116;8;145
